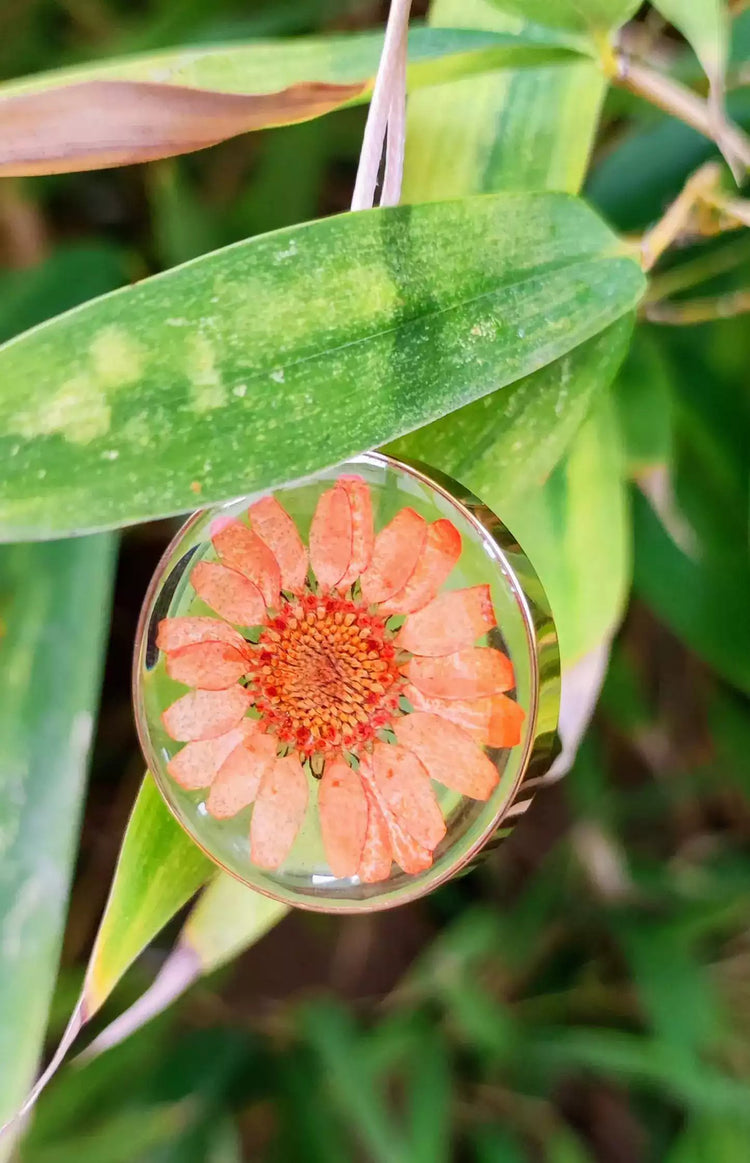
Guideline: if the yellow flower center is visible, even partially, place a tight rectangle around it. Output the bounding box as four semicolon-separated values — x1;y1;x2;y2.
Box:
248;592;402;756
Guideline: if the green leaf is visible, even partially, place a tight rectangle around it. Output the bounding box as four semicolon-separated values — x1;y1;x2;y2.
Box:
404;2;607;197
81;875;288;1060
503;393;630;665
83;775;212;1016
614;326;674;474
0;25;587;102
0;193;644;540
652;0;729;104
632;487;750;695
0;535;114;1134
486;0;641;35
399;0;630;667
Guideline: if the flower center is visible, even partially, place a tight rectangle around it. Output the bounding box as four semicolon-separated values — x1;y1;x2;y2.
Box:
249;592;402;757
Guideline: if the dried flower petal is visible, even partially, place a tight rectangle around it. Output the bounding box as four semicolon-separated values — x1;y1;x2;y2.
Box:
156;616;248;654
396;585;496;656
403;684;525;748
337;476;374;590
357;779;393;883
166;640;249;690
250;753;309;869
309;484;353;591
212;519;281;608
207;730;278;819
166;725;251;790
371;740;446;851
318;757;369;878
359;507;426;604
395;712;499;800
192;561;266;626
378;520;461;616
162;685;252;741
403;647;514;700
248;495;308;591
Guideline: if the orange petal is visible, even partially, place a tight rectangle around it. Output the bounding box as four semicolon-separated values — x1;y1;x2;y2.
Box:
403;684;524;748
191;561;266;626
359;507;426;605
212;520;281;608
166;725;250;790
357;773;393;884
487;693;526;748
371;740;446;850
161;685;252;741
396;585;496;656
166;641;249;690
250;753;309;869
207;729;277;819
395;712;499;800
309;485;352;591
156;616;248;654
384;813;434;875
337;476;374;590
403;647;514;700
318;757;368;878
248;495;308;591
378;519;461;616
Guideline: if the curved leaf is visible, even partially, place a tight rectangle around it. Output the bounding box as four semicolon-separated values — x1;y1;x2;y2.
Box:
0;536;114;1138
487;0;640;34
0;193;644;540
0;26;589;176
80;875;288;1061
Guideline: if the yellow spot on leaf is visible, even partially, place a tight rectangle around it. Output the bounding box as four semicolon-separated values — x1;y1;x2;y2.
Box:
89;326;145;389
186;333;225;411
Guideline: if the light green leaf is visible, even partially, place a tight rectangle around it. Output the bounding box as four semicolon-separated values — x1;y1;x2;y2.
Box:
632;487;750;695
0;193;644;540
80;875;288;1060
614;326;674;474
487;0;641;35
0;25;588;103
390;317;633;511
404;2;607;197
83;774;212;1015
0;535;114;1137
652;0;729;102
502;394;630;665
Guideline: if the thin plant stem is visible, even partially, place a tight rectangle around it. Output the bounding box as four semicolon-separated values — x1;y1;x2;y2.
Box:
350;0;413;211
380;24;408;208
615;56;750;178
643;288;750;324
645;235;750;303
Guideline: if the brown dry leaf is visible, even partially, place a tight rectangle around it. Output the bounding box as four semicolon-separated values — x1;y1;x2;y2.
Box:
0;78;366;175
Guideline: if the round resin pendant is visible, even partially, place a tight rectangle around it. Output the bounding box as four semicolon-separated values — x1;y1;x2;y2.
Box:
133;452;560;911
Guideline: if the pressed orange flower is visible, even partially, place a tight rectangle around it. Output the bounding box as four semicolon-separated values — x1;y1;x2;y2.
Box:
157;475;524;881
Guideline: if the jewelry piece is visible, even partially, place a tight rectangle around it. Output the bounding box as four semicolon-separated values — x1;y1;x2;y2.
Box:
133;452;560;911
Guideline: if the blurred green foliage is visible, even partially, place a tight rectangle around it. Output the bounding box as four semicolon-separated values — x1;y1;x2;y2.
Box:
1;0;750;1161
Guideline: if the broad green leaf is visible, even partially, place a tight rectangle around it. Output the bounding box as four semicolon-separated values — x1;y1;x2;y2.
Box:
0;535;114;1138
487;0;641;35
404;2;606;197
0;193;644;540
390;317;632;510
632;487;750;695
667;1117;750;1163
399;0;630;666
502;394;630;665
83;775;212;1015
0;25;587;101
81;875;288;1060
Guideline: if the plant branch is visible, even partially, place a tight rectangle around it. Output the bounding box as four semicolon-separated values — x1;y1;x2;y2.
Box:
614;56;750;179
643;288;750;324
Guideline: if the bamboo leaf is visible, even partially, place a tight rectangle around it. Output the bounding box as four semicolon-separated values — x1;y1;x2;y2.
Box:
0;26;588;175
83;775;212;1016
652;0;729;108
487;0;641;35
0;193;644;540
0;536;114;1139
397;0;630;666
80;875;288;1061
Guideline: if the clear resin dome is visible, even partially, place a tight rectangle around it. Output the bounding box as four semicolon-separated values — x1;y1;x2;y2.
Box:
133;452;560;911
